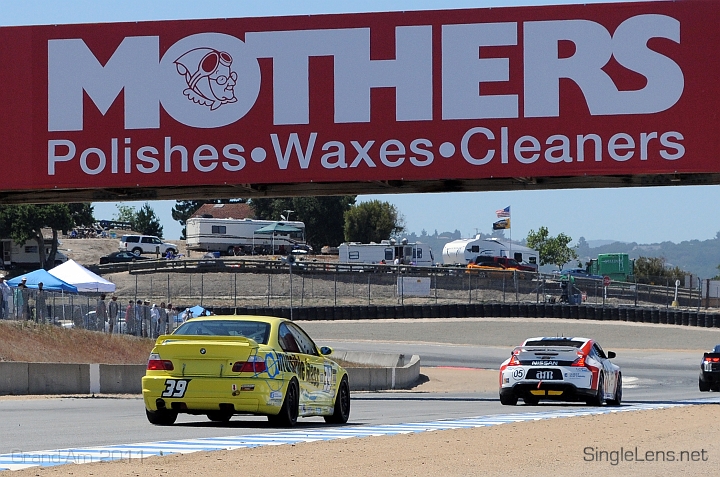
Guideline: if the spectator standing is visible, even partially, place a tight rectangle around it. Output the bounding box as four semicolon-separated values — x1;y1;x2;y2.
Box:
35;282;47;323
150;304;160;338
0;278;10;319
125;300;135;335
17;278;29;320
134;300;144;337
107;295;119;334
96;294;108;332
166;303;175;332
158;302;168;335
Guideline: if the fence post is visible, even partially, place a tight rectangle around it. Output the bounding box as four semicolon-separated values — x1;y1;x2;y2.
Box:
514;271;518;302
502;275;506;303
367;274;371;306
234;273;237;308
167;274;170;304
334;271;337;307
200;274;204;307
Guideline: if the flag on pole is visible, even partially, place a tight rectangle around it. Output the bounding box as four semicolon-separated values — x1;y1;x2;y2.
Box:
496;206;510;218
493;218;510;230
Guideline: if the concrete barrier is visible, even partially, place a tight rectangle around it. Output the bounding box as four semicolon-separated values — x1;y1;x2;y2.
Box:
0;354;421;395
333;351;421;391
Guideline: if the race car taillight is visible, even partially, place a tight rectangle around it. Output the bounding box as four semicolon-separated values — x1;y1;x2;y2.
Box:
232;360;268;373
705;357;720;363
147;353;174;371
571;355;587;367
507;355;521;366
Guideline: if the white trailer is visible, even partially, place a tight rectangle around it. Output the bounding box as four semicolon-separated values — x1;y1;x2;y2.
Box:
338;240;435;266
186;217;307;255
442;235;538;268
0;239;69;268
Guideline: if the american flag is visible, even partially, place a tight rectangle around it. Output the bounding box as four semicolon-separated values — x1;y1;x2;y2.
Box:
496;206;510;218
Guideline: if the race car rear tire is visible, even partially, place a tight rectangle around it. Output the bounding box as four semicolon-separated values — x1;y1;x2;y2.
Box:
711;383;720;392
699;377;711;392
268;379;299;427
324;375;350;424
586;375;605;406
146;408;178;426
606;375;622;406
500;393;518;406
207;411;233;422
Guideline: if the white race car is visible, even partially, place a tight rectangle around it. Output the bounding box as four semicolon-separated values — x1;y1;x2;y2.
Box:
499;336;621;406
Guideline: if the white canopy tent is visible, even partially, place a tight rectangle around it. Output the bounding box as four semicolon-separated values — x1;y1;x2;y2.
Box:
48;259;116;293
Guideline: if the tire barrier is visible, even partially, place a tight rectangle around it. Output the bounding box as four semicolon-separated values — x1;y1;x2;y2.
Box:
207;303;719;328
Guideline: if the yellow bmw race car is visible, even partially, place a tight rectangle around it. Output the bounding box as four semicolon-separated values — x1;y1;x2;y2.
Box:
141;315;350;426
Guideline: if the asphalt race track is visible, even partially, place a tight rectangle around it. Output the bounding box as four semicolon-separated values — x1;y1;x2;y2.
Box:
1;318;716;463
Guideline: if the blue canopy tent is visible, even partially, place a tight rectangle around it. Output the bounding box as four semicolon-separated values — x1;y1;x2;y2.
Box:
7;269;79;294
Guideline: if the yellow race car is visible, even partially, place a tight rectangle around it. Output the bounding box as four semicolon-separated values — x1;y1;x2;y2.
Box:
142;315;350;427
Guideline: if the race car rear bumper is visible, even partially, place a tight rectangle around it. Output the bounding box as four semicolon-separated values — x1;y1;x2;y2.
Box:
699;371;720;385
142;375;287;416
501;382;596;402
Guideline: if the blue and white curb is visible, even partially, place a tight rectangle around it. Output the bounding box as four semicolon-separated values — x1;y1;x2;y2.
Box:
2;398;719;472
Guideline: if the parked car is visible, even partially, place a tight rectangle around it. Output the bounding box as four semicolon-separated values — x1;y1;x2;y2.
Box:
118;235;178;256
100;251;152;264
470;255;536;272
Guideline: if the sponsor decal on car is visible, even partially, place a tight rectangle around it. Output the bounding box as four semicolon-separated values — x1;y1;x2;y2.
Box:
531;360;558;366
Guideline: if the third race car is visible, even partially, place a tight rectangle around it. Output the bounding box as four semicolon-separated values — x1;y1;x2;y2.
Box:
499;336;621;406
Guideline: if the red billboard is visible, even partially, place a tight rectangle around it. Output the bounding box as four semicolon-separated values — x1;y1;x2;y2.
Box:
0;1;716;196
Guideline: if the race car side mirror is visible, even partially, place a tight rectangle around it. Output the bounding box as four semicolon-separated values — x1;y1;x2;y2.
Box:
607;351;616;359
320;346;333;356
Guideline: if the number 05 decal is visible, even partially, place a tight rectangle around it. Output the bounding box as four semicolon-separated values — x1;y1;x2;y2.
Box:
161;379;190;398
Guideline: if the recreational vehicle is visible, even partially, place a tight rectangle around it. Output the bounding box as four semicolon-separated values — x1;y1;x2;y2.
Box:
186;217;307;255
442;235;538;268
0;239;69;269
338;240;435;266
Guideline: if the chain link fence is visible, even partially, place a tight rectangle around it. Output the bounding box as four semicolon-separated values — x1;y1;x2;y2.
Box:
0;268;708;333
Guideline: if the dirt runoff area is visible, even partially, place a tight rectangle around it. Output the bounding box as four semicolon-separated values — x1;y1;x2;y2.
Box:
7;367;720;477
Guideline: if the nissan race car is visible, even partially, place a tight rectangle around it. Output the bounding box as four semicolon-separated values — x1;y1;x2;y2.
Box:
698;344;720;391
499;337;621;406
142;315;350;426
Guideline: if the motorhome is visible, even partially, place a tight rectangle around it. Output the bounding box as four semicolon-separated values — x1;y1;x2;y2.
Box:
338;239;435;266
185;217;307;255
0;239;69;268
442;235;538;268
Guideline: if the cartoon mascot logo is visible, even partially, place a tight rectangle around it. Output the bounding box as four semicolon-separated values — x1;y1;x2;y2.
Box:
174;48;238;111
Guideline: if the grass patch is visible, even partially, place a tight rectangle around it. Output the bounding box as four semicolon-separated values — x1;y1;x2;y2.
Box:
0;321;153;364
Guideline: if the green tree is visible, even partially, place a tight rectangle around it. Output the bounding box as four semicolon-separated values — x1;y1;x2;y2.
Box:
68;203;95;228
133;203;164;237
344;200;405;243
250;196;356;251
525;226;577;269
0;204;75;269
114;204;137;226
635;256;687;285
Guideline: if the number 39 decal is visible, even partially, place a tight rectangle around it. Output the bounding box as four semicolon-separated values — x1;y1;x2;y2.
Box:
161;379;191;398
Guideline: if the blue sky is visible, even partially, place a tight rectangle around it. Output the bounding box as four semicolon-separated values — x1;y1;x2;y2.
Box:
3;0;716;245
